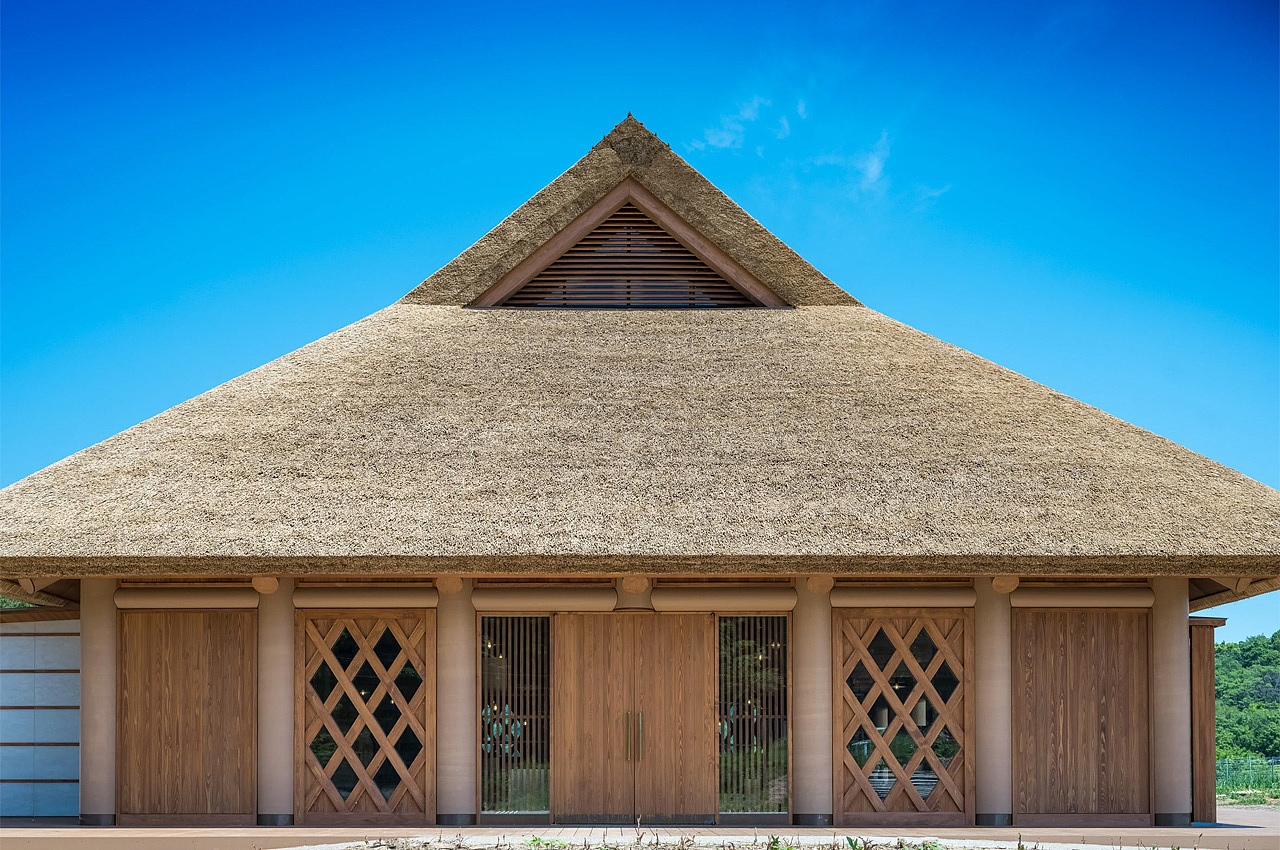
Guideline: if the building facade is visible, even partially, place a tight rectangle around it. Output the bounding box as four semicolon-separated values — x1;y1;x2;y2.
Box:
1;117;1277;829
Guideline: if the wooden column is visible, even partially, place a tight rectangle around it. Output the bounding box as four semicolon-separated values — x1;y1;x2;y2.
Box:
436;578;477;825
974;578;1012;825
79;578;116;825
792;577;833;824
257;578;294;824
1152;577;1192;826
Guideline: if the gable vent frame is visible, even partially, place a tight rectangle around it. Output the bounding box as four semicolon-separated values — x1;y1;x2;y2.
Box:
468;178;789;309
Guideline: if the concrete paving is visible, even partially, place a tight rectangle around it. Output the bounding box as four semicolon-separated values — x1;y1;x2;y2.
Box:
0;809;1276;850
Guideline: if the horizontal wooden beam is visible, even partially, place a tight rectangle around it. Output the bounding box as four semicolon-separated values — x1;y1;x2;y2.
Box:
0;579;75;609
292;585;438;608
651;586;797;611
471;586;616;611
1009;586;1154;608
115;586;258;609
830;585;976;607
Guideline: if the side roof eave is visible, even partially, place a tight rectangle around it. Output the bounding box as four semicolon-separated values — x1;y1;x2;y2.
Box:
400;115;860;309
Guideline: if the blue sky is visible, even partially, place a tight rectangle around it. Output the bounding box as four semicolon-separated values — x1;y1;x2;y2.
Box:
2;1;1276;638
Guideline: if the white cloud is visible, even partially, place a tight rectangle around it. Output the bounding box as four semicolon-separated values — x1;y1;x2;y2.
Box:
738;96;769;121
854;131;891;192
774;116;791;139
918;184;952;201
796;99;807;119
695;97;772;150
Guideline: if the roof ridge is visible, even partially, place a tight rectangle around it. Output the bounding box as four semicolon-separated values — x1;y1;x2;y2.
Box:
401;115;860;308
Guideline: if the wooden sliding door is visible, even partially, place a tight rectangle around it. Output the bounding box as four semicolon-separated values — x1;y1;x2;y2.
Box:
551;614;637;821
634;614;717;821
833;609;974;825
1012;608;1150;825
297;610;435;825
551;613;716;824
117;610;256;825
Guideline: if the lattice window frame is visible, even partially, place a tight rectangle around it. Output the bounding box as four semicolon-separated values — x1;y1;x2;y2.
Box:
296;610;436;825
832;608;975;826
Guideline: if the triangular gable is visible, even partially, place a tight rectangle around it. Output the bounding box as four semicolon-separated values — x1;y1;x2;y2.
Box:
402;116;860;308
470;178;787;308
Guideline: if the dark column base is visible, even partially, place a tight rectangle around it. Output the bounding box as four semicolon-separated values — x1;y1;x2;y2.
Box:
1155;812;1191;827
976;813;1013;826
79;814;115;826
257;814;294;826
438;813;477;826
793;813;833;826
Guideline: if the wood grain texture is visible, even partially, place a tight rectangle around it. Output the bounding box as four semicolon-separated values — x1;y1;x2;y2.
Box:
634;614;716;820
296;610;435;825
551;613;717;823
117;610;256;822
1012;609;1150;818
551;614;636;822
1190;622;1217;824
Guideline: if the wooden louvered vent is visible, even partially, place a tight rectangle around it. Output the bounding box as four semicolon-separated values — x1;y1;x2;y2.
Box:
498;203;761;309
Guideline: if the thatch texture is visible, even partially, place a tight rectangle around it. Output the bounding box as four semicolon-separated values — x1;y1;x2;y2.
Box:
1;304;1277;575
401;116;859;309
1;116;1276;584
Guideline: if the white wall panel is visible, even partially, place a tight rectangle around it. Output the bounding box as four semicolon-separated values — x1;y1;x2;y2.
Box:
1;745;78;779
0;673;80;706
0;620;80;635
0;618;80;817
0;636;37;668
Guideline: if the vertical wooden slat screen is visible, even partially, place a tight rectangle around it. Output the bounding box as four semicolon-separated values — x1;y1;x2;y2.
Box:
480;616;551;816
717;616;789;814
497;203;761;309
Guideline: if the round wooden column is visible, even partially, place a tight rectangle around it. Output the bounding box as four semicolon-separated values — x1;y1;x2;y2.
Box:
79;578;117;825
974;577;1013;825
1152;577;1192;825
257;578;294;824
792;577;833;825
436;578;477;825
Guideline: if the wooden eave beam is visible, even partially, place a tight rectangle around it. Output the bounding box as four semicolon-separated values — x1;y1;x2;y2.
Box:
0;578;77;609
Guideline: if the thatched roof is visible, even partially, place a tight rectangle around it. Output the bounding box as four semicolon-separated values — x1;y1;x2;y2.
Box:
1;117;1278;588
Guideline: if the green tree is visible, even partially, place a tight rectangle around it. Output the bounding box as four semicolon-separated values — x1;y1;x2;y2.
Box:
1216;629;1280;759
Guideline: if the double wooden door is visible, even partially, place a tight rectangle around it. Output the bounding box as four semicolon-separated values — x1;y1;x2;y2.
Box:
552;613;717;823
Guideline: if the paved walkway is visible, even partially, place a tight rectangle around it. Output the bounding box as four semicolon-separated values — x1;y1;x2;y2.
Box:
1;809;1276;850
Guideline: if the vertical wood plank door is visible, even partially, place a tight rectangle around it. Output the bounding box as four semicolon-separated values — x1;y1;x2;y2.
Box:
634;613;717;824
833;609;974;826
1012;609;1150;824
297;610;436;826
117;610;256;825
550;614;636;823
1190;623;1217;824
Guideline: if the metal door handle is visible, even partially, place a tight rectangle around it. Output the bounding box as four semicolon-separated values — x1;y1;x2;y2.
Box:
638;711;643;762
626;711;631;761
